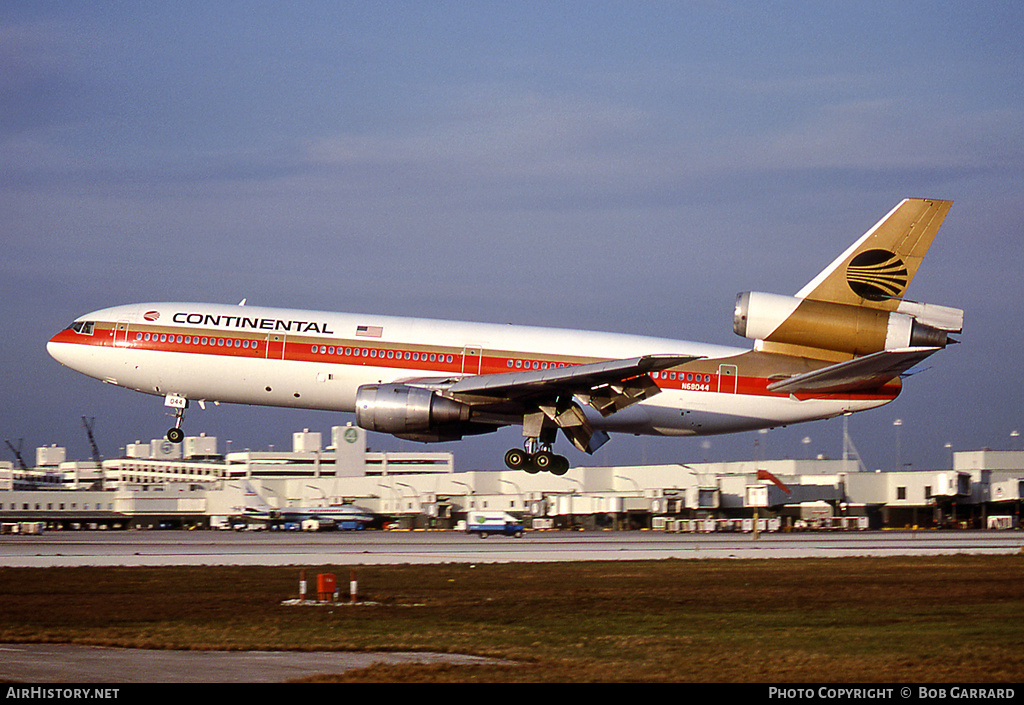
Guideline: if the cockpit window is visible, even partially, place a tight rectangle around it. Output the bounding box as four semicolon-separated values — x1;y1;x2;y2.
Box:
70;321;95;335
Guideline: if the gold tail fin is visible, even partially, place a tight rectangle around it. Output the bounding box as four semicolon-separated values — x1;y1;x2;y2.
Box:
736;198;960;361
796;198;953;309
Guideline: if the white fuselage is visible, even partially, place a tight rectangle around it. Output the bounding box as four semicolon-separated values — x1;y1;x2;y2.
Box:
47;302;896;441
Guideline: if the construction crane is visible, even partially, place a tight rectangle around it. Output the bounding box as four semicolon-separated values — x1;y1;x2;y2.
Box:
82;416;101;464
4;438;28;470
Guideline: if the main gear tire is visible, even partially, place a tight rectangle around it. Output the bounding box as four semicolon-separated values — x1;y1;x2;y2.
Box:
504;448;527;470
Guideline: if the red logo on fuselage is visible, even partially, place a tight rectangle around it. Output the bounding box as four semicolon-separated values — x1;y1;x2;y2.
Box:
144;311;160;321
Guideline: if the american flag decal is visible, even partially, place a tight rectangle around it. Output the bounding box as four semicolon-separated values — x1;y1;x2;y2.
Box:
356;325;383;338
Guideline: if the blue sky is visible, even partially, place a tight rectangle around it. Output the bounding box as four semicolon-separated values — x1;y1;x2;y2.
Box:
2;1;1022;470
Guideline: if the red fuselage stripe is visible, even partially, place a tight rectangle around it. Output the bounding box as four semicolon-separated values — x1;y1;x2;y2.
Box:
49;323;900;402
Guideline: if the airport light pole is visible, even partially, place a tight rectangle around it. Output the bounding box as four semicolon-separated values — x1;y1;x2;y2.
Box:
756;428;768;462
615;474;641;494
893;419;903;470
562;476;584;529
615;475;642;531
306;484;327;503
376;483;400;515
499;479;523;512
451;480;473;511
395;482;417;526
395;481;415;501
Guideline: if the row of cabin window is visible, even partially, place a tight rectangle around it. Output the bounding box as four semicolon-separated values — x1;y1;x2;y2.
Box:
135;332;256;349
652;371;713;382
503;359;711;383
132;333;717;384
507;359;572;370
133;332;459;363
311;345;455;364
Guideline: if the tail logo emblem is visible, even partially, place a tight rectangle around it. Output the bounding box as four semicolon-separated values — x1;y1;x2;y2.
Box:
846;249;908;301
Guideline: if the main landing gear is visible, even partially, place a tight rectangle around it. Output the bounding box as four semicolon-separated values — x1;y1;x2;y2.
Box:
504;440;570;475
506;409;574;474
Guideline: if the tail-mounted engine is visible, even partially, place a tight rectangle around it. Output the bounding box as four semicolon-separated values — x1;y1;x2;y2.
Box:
355;383;478;442
733;292;962;356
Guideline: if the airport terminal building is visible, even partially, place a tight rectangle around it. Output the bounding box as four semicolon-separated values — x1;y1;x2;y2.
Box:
2;424;1022;532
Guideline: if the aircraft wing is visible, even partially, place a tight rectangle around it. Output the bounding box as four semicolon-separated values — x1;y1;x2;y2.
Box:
445;354;701;414
380;354;698;454
436;353;701;454
766;347;941;394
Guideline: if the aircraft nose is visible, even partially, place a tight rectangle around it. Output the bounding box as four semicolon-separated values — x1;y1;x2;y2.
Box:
46;327;77;366
47;335;67;365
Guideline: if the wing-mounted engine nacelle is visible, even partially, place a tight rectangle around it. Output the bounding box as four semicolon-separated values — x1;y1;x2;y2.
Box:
355;383;475;442
733;292;962;356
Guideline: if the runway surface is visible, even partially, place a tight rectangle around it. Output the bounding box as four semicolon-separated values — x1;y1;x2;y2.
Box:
0;642;504;683
2;528;1021;567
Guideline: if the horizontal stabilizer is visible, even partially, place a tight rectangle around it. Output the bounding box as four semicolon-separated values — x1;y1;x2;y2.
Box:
766;347;941;394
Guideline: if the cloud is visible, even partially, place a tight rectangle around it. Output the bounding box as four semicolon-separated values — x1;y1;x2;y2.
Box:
304;84;655;188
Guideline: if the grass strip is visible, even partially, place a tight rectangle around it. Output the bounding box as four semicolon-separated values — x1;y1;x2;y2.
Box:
1;555;1021;682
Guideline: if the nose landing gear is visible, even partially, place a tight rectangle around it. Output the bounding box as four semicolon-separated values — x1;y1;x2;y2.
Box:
165;394;188;444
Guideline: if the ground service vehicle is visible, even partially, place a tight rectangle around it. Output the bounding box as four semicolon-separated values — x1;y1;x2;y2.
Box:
466;511;525;538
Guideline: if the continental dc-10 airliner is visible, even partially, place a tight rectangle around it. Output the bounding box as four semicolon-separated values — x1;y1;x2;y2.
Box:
47;198;962;474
